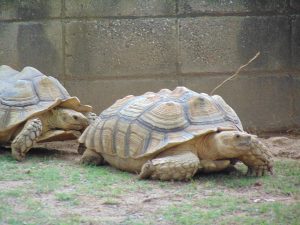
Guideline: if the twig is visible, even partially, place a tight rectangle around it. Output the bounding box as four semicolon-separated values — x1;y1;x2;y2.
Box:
210;52;260;95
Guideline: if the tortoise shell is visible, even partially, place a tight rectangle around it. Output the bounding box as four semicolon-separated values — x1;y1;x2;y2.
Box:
81;87;243;159
0;65;92;141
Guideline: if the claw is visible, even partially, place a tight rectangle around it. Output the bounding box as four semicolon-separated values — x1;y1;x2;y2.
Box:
247;165;274;177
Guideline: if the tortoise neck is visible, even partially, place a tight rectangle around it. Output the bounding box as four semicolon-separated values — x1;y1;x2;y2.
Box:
196;133;222;160
39;110;58;131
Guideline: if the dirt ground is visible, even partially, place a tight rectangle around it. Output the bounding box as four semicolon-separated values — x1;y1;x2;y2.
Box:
1;135;299;224
259;135;300;160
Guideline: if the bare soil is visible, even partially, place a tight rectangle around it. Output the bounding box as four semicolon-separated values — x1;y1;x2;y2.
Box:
259;136;300;159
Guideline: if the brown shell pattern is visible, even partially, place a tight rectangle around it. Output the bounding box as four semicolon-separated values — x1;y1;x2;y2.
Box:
81;87;243;159
0;65;91;133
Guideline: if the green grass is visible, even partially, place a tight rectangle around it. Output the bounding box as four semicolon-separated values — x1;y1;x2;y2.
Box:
193;160;300;196
162;195;300;225
0;150;299;225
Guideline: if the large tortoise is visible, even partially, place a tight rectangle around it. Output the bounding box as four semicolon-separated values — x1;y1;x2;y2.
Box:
79;87;273;181
0;65;96;161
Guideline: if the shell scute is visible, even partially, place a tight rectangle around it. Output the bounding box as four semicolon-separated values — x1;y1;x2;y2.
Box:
140;101;188;131
119;95;156;119
187;95;222;124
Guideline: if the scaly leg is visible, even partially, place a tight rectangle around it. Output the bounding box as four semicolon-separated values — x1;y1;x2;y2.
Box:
239;138;273;176
80;148;105;166
11;118;42;161
139;151;200;181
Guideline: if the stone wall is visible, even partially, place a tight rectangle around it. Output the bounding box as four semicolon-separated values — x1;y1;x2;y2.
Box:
0;0;299;132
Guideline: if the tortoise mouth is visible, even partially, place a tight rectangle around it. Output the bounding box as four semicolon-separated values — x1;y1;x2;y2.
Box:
238;141;251;148
67;124;86;130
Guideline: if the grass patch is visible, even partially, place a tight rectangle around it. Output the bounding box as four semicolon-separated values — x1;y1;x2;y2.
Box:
194;160;300;196
55;192;75;201
0;150;299;225
161;195;300;225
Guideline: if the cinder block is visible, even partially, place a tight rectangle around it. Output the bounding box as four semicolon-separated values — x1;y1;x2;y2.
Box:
0;21;63;79
65;0;176;17
0;0;61;21
292;75;300;127
292;16;300;70
65;78;179;114
179;16;290;74
65;19;177;79
291;0;300;10
181;74;294;132
178;0;289;15
0;22;18;67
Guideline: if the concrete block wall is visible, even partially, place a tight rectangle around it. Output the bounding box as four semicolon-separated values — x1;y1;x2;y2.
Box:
0;0;299;133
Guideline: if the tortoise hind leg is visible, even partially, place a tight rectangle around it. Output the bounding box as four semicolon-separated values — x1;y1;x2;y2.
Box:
80;148;105;166
11;118;42;161
139;151;200;181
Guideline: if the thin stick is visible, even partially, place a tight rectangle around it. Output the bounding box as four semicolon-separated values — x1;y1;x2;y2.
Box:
210;52;260;95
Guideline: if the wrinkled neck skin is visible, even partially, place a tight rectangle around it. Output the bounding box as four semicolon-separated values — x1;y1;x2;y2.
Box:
194;134;223;160
37;111;55;133
37;108;69;133
195;133;244;160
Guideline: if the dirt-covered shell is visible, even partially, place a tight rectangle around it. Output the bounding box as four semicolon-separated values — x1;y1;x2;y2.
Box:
80;87;243;159
0;65;92;139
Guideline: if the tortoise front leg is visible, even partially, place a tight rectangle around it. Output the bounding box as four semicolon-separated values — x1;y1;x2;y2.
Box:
239;138;273;176
139;151;200;181
11;118;42;161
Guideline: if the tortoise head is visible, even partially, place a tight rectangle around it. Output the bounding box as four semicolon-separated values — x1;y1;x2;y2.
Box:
50;108;89;131
208;130;253;158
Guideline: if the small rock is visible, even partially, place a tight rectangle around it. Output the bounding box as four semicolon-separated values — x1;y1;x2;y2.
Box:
24;169;31;174
254;181;263;187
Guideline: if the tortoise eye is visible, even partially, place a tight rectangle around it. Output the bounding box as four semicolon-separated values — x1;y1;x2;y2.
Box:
236;134;240;138
73;115;78;120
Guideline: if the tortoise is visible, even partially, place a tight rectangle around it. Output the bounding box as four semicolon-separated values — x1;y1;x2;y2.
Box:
79;87;273;181
0;65;96;161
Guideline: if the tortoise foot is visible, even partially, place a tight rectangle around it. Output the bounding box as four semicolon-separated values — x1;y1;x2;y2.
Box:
246;165;273;177
11;118;42;161
239;138;274;176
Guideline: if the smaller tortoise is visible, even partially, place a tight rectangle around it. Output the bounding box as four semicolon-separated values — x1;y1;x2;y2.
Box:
79;87;273;181
0;65;96;161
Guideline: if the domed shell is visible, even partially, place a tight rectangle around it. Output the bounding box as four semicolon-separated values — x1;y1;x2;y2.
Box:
0;65;92;135
80;87;243;159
